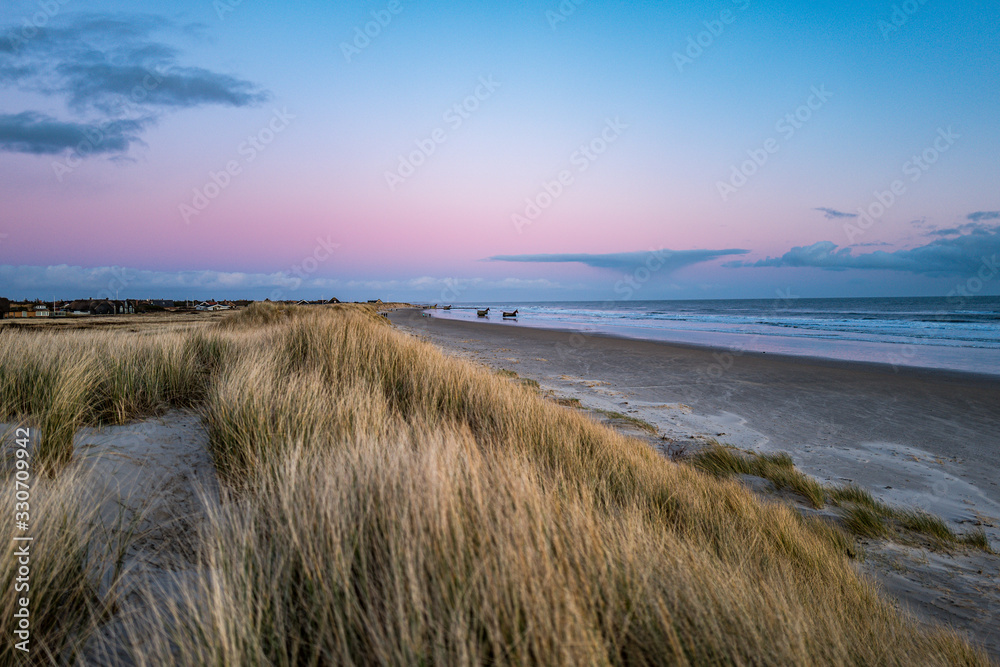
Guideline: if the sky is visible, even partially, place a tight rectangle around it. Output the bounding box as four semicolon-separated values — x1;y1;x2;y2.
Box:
1;0;998;302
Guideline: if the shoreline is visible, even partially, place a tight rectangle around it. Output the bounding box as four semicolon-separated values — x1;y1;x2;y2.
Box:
393;308;1000;531
425;309;1000;381
427;309;1000;383
393;308;1000;657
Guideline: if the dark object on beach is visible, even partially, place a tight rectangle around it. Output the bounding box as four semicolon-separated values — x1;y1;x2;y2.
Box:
503;309;518;318
442;305;452;310
477;308;489;317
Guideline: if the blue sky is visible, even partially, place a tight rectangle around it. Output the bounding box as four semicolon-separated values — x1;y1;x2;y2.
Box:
0;0;998;301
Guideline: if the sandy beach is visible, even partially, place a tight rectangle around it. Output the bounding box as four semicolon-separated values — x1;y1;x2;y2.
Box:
393;308;1000;656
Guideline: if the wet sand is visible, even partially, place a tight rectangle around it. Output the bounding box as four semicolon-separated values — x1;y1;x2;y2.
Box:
392;309;1000;656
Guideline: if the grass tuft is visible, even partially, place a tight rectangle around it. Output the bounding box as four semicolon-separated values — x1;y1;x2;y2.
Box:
595;409;658;435
844;505;891;539
690;445;826;508
551;396;582;407
960;529;992;552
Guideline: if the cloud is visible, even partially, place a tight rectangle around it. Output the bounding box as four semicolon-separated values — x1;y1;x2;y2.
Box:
967;211;1000;222
0;111;149;155
54;63;269;113
0;12;268;157
733;229;1000;276
928;221;1000;237
0;264;302;294
343;276;561;291
0;267;563;299
487;248;749;273
815;207;857;219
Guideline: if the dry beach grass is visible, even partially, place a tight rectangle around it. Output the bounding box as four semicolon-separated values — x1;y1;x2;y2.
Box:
0;303;992;665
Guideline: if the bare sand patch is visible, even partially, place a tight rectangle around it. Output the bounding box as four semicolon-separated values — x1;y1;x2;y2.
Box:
1;412;219;662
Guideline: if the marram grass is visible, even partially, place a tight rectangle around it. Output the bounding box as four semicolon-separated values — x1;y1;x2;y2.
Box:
0;304;991;665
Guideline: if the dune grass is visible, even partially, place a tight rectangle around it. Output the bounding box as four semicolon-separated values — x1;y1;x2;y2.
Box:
0;327;207;475
691;443;827;507
0;303;992;664
0;463;134;664
830;484;993;551
594;409;659;435
693;446;993;553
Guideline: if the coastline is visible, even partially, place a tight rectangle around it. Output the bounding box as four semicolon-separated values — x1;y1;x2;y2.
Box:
393;308;1000;656
389;309;1000;472
394;309;1000;513
428;306;1000;379
390;310;1000;516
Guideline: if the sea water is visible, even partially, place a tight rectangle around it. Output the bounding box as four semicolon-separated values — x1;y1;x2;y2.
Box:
431;296;1000;376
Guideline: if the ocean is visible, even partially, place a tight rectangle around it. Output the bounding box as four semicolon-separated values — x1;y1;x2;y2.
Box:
428;296;1000;376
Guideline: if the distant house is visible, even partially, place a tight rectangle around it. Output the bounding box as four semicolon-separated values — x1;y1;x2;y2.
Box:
8;304;51;318
196;301;230;311
150;299;174;307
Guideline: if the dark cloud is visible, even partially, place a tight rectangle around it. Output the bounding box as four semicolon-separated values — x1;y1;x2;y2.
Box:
733;229;1000;276
0;112;148;155
928;221;1000;237
0;12;269;157
488;249;750;273
815;207;857;219
968;211;1000;222
57;63;269;113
